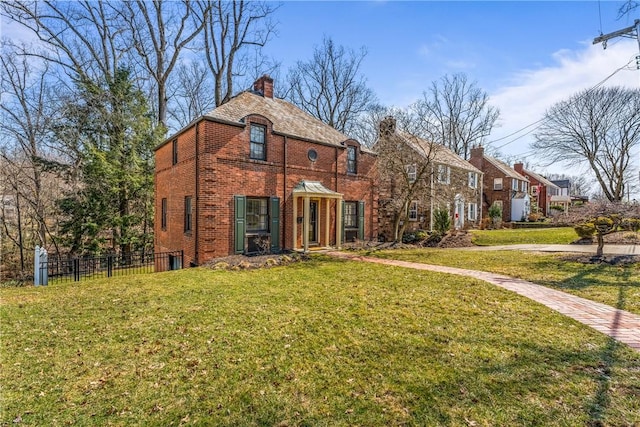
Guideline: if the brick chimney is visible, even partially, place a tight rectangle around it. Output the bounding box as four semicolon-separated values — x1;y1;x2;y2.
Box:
253;75;274;99
469;145;484;170
513;163;524;174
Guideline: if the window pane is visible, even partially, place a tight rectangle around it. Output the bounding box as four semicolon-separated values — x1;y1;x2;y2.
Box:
250;125;265;143
247;198;269;232
250;125;266;160
347;146;357;173
345;202;357;228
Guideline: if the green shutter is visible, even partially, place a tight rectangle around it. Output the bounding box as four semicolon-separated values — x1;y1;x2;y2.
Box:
234;195;246;254
358;201;365;240
270;197;280;252
341;200;345;243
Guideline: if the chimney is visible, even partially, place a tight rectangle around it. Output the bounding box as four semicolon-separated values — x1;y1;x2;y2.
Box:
253;75;274;99
469;145;484;170
379;116;396;137
513;163;524;174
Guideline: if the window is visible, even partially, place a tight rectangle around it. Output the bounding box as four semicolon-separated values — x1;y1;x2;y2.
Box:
184;196;192;232
347;146;357;174
494;178;503;190
408;200;418;221
437;165;450;184
492;200;503;210
531;185;538;195
161;198;167;230
468;203;477;221
344;201;358;228
250;124;266;160
246;198;269;232
522;181;528;193
406;164;417;183
172;139;178;165
468;172;478;189
512;179;519;191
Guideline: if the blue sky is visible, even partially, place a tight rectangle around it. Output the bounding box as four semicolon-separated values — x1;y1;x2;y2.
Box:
265;1;640;180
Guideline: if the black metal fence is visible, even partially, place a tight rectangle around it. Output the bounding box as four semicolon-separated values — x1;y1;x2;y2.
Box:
40;250;183;284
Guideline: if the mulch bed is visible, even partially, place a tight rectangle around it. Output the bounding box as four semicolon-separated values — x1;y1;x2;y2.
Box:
202;231;639;270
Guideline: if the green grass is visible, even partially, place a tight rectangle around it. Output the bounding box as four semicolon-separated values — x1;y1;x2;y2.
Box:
470;227;577;245
366;249;640;316
2;257;639;426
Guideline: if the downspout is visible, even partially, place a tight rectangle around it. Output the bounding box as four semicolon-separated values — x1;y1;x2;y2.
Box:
283;135;288;251
194;121;200;265
429;166;434;232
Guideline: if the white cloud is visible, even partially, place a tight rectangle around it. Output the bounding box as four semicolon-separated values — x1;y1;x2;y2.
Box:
489;39;638;161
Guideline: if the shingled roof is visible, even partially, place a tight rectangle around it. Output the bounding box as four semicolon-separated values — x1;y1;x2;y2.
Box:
484;155;528;181
205;91;374;153
392;130;482;174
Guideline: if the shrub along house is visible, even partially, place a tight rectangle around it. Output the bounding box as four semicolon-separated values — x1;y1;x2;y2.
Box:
469;146;531;222
154;76;377;266
376;117;483;240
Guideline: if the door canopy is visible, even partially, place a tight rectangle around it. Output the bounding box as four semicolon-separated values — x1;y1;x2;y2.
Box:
293;180;342;199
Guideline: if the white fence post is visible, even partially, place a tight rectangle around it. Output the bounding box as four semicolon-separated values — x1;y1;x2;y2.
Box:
33;246;48;286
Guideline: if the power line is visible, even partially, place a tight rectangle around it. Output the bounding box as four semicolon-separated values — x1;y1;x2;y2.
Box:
486;57;636;150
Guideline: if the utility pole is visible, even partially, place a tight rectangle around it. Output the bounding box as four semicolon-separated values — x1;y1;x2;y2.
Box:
593;19;640;68
593;19;640;192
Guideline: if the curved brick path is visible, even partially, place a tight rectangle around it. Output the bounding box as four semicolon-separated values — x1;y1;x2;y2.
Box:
327;252;640;352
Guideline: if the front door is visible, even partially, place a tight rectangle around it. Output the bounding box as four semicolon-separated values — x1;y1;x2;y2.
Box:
454;195;465;230
308;201;318;244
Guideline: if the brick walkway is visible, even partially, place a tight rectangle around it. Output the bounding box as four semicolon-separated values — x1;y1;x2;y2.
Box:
328;252;640;352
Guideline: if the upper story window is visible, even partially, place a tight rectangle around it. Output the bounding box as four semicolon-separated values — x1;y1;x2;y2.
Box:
494;178;503;190
161;198;167;230
347;146;357;174
250;124;266;160
437;165;450;184
172;139;178;165
406;164;417;183
468;172;478;189
522;181;528;193
512;179;519;191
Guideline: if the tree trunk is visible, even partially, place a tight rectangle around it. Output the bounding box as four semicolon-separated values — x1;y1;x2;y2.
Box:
596;233;604;258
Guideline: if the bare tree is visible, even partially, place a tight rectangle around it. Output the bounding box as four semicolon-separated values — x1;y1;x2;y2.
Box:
167;61;216;127
284;37;377;136
119;0;207;129
199;0;278;107
375;113;439;242
1;1;125;84
415;73;499;160
532;86;640;202
0;45;62;262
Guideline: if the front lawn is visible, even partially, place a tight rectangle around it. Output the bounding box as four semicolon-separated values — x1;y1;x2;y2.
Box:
1;257;639;426
470;227;577;245
367;249;640;315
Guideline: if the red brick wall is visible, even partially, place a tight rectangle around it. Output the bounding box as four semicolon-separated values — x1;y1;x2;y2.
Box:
155;117;377;264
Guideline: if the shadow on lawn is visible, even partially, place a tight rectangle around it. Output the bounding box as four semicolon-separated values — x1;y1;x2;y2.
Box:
585;283;628;426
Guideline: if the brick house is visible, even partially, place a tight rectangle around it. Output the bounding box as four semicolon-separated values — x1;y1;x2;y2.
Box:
469;146;530;222
376;117;483;239
513;163;560;216
154;75;377;266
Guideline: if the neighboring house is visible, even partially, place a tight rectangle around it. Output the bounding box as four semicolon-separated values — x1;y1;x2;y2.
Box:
376;117;483;238
513;163;560;216
469;146;531;222
154;75;377;266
